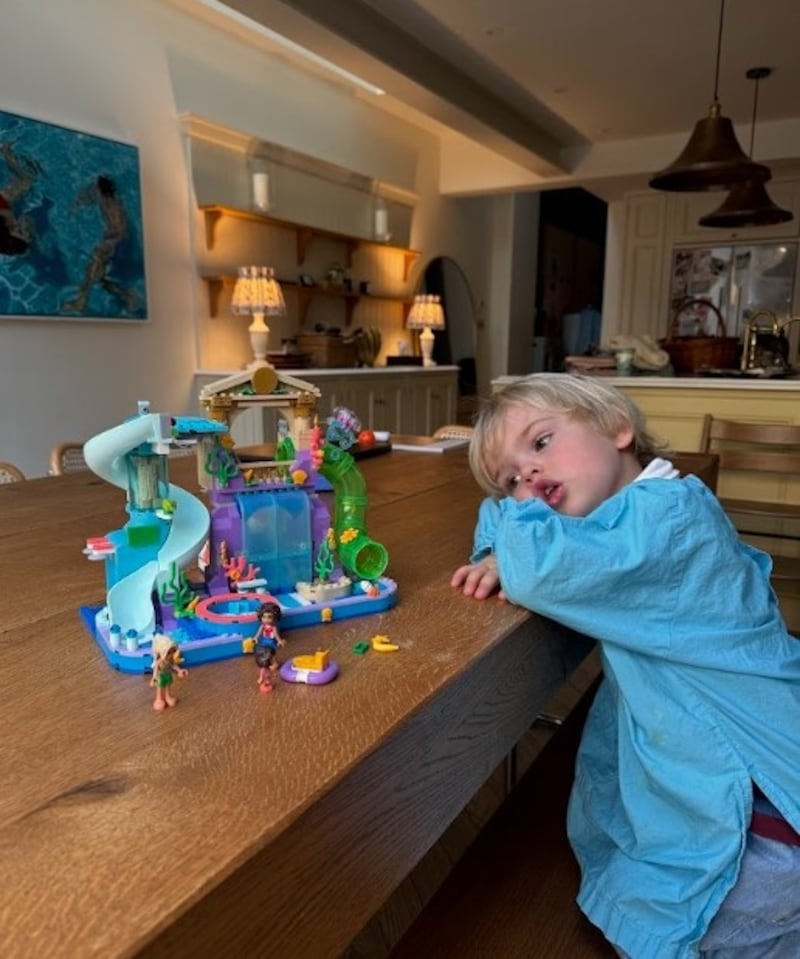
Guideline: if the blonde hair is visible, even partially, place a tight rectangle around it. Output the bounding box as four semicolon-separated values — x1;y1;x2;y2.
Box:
469;373;668;498
151;633;177;665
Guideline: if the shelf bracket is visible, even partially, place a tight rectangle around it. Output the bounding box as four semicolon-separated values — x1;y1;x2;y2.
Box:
402;251;420;282
296;228;314;265
202;275;236;317
203;209;225;250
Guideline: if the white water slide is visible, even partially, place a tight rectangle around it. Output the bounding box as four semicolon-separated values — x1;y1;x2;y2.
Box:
83;414;209;640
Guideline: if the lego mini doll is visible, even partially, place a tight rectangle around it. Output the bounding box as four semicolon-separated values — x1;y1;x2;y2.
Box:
253;601;285;693
150;634;188;711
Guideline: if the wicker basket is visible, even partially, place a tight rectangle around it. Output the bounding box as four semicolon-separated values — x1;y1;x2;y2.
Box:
659;298;740;374
296;333;357;369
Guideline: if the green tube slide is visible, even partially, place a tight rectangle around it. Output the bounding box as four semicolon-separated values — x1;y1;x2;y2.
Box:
319;444;389;581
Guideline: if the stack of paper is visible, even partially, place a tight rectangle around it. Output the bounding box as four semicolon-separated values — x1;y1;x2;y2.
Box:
390;436;470;454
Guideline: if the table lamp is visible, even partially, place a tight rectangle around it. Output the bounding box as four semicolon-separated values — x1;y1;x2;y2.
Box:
406;294;445;367
231;265;286;368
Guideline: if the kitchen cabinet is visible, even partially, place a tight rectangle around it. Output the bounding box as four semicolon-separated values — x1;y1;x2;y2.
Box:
611;180;800;345
195;366;458;444
618;192;670;337
412;370;457;434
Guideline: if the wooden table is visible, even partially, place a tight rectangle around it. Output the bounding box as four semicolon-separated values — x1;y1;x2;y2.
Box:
0;451;593;958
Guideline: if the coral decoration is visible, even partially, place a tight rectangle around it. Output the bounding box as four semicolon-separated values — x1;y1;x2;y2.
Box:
222;553;261;589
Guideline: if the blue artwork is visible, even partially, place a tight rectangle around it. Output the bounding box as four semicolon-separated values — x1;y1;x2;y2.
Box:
0;110;147;320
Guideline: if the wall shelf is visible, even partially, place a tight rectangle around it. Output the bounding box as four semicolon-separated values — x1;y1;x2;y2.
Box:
199;204;421;280
201;274;412;325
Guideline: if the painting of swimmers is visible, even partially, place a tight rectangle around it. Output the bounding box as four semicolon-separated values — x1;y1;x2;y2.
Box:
0;110;147;320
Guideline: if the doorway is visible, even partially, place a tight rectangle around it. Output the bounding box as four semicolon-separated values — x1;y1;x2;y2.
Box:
417;256;477;420
535;188;607;371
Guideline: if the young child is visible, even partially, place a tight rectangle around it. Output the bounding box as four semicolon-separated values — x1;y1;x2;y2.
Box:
451;372;800;959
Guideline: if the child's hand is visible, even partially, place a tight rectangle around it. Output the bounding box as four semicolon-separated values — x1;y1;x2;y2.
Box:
451;555;506;601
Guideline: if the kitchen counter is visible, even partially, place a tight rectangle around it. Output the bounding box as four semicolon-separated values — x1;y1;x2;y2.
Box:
199;364;459;378
493;375;800;451
493;374;800;392
196;366;460;445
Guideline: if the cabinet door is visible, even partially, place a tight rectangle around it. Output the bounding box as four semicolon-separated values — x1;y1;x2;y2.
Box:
313;376;357;419
353;375;403;432
620;193;669;339
415;372;457;435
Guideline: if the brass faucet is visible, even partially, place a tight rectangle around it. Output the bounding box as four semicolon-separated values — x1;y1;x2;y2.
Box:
740;310;785;371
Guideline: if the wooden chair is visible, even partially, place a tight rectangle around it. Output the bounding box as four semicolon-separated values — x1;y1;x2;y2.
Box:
432;424;474;441
670;451;719;493
699;415;800;582
49;441;87;475
0;461;26;483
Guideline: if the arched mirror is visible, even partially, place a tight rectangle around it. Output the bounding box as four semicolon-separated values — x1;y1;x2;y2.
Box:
416;256;478;404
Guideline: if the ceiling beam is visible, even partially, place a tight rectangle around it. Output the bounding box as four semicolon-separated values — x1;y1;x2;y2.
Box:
224;0;573;176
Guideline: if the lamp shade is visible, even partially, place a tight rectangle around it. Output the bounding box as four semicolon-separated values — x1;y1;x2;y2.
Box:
649;1;772;193
231;265;286;316
699;180;794;228
406;294;445;331
649;104;770;192
697;67;794;229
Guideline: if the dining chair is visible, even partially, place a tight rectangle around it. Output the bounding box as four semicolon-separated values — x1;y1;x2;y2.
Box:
432;424;474;441
670;451;719;493
699;414;800;583
0;461;26;483
49;441;88;475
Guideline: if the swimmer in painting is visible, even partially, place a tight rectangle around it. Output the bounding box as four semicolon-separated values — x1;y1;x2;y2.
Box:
0;143;39;256
64;175;138;314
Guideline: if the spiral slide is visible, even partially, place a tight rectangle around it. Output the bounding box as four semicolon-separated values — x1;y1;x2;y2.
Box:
84;414;210;641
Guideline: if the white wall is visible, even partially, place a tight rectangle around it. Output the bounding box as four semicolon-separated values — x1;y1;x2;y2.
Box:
0;0;505;476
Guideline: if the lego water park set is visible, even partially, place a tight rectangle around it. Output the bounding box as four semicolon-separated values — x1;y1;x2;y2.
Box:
79;366;398;691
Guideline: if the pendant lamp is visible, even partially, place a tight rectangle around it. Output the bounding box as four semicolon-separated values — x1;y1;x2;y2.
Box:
649;0;769;192
699;67;793;228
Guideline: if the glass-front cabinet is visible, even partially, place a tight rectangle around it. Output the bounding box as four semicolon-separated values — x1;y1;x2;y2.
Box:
667;242;797;338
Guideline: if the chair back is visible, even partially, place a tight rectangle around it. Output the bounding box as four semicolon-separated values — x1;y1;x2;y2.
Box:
670;452;719;493
0;461;25;483
700;416;800;476
49;442;88;475
432;424;474;442
699;415;800;602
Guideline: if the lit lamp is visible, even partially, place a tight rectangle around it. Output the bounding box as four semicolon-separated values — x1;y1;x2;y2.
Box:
231;265;286;369
406;294;445;367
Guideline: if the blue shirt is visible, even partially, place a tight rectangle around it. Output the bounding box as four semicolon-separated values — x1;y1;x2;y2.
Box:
471;475;800;958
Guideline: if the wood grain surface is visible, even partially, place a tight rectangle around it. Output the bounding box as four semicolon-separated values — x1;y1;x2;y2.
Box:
0;451;592;958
